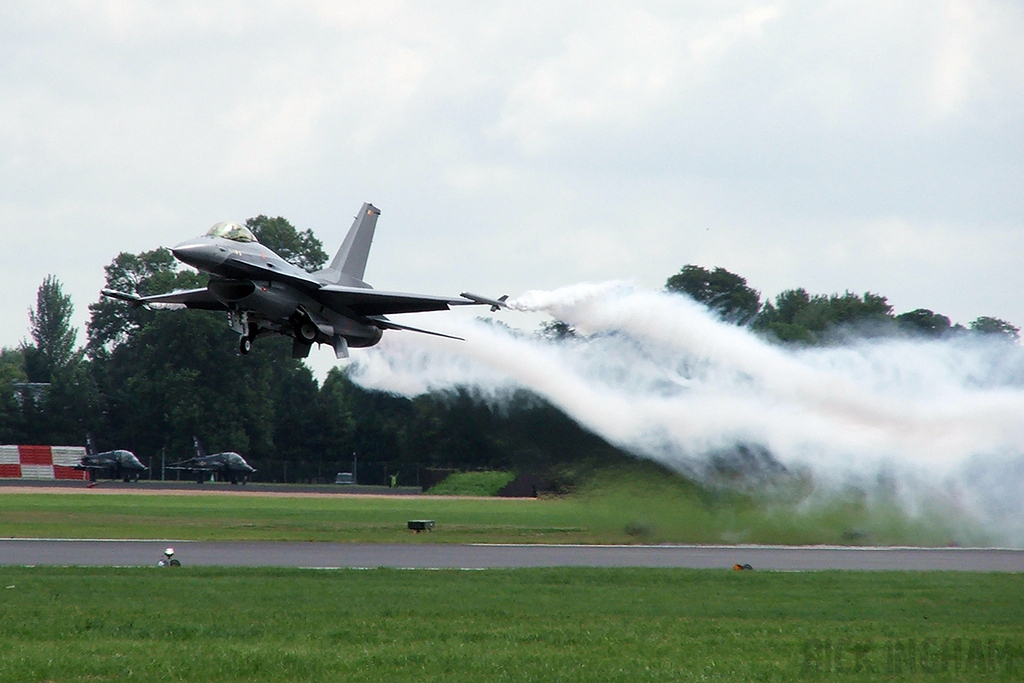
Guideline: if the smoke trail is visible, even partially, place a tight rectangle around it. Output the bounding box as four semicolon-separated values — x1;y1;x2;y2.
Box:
350;282;1024;539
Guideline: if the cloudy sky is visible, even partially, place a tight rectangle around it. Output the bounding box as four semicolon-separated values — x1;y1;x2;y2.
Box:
2;1;1022;360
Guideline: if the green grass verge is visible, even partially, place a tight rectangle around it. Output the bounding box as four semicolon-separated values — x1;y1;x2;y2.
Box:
424;470;516;496
0;478;987;545
0;567;1021;682
0;457;992;545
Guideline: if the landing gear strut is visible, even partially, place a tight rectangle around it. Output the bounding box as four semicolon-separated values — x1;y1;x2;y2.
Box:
238;322;257;355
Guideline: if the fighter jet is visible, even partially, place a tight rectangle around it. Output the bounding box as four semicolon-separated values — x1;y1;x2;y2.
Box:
102;203;508;358
166;437;255;484
75;435;147;482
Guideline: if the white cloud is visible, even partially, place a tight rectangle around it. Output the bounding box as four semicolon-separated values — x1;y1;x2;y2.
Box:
0;0;1021;358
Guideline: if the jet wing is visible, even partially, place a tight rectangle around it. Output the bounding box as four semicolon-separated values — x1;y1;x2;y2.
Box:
165;460;217;472
316;285;477;317
102;288;229;311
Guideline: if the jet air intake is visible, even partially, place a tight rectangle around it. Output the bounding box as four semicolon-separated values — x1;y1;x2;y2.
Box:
208;280;256;302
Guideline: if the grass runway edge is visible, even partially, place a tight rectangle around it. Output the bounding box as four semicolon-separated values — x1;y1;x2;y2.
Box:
1;566;1023;682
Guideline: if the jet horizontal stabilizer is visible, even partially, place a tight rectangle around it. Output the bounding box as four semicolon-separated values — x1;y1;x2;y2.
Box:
101;289;144;306
459;292;509;312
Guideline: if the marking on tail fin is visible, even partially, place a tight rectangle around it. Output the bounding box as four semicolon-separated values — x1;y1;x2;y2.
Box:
317;203;380;285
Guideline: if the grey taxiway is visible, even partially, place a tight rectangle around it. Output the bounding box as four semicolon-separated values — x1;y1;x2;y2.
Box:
1;540;1021;571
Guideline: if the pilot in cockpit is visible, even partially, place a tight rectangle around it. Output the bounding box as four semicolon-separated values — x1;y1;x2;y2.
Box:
206;221;257;243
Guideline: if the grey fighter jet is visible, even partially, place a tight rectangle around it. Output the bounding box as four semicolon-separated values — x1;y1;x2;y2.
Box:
75;434;147;482
166;437;255;484
102;203;508;358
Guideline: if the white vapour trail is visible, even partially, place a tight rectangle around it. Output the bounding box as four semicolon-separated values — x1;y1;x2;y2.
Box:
506;283;1024;470
349;282;1024;533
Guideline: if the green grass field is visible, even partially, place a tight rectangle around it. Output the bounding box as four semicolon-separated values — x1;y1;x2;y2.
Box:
0;471;1017;682
1;567;1021;682
0;467;989;546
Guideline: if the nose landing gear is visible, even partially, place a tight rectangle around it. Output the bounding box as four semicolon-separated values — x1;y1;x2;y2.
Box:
238;321;258;355
230;312;259;356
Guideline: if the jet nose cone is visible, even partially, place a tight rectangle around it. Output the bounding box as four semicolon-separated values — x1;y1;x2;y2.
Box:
120;451;147;470
171;239;228;271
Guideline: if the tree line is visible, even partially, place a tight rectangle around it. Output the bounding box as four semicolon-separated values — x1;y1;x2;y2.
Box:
665;264;1019;344
0;217;624;484
0;220;1018;485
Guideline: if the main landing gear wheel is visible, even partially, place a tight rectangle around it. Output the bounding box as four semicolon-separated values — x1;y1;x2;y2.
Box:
239;336;252;355
297;321;318;342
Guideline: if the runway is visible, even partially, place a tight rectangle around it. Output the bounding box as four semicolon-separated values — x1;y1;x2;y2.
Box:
0;479;423;496
1;539;1022;571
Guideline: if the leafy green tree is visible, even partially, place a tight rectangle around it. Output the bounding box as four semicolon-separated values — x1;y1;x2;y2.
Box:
86;231;332;475
970;316;1020;342
31;359;102;445
665;265;761;325
826;291;893;327
895;309;952;337
90;307;260;462
21;347;48;386
0;348;26;386
6;277;103;444
87;248;205;356
539;320;577;341
308;367;359;477
770;288;813;324
246;215;328;271
23;275;78;382
0;348;28;442
754;289;817;343
755;289;893;344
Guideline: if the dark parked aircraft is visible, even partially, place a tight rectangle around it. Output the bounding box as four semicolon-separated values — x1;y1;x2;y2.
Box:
75;435;147;482
167;437;255;484
102;202;507;358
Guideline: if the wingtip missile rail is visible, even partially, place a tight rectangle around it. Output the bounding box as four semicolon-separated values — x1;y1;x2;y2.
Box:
460;292;509;312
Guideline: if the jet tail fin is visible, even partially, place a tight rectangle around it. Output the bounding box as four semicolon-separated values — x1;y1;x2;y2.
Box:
193;436;205;457
86;434;96;456
313;203;380;286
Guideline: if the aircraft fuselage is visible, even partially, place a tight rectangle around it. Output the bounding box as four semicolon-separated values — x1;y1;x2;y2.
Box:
170;234;382;356
178;452;256;484
77;449;147;482
102;203;506;358
172;236;314;285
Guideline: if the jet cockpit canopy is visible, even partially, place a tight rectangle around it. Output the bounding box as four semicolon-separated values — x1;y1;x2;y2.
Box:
206;221;257;243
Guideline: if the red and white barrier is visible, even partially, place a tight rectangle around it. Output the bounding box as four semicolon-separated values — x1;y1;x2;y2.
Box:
0;445;88;480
